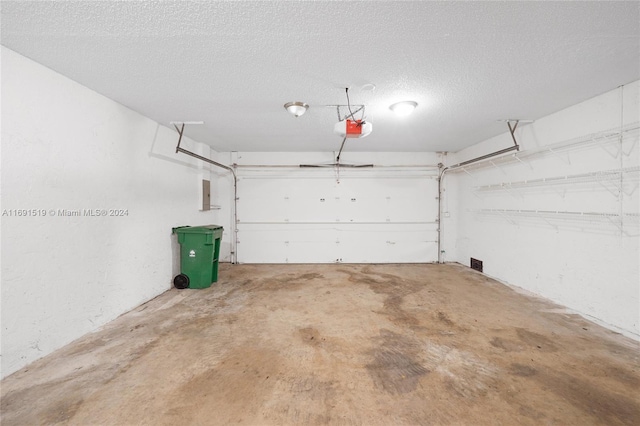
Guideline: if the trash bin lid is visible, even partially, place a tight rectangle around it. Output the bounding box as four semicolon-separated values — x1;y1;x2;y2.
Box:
172;225;224;234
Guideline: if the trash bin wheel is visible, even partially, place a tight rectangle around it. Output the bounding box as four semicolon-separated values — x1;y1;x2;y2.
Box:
174;274;190;289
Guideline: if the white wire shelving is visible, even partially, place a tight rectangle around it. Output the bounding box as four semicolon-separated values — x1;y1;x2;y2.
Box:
471;209;639;235
460;123;640;235
473;166;640;197
451;122;639;175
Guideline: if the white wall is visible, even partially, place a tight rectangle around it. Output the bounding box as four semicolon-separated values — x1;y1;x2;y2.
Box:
215;152;442;263
444;81;640;338
0;47;222;378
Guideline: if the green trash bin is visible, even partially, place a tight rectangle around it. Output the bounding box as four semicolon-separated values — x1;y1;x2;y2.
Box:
172;225;224;289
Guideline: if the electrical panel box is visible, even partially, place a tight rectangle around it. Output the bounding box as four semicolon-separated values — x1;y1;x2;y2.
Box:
202;179;211;211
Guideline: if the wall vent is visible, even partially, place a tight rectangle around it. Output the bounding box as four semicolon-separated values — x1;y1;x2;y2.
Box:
470;258;483;272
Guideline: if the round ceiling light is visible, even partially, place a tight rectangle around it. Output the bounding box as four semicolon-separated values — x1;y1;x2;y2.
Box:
389;101;418;117
284;102;309;117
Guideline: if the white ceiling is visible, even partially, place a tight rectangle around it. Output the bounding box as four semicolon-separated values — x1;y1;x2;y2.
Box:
2;1;639;153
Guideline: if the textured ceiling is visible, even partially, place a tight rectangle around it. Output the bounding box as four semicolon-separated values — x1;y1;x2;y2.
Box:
2;1;639;153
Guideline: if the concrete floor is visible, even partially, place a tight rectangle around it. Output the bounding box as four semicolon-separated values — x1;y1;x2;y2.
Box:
1;263;639;425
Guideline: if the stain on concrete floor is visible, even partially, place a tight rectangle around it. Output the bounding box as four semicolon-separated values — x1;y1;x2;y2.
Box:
1;263;639;425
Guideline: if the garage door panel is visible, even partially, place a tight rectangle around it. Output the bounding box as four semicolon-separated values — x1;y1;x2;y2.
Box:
338;226;438;263
237;226;339;263
237;224;438;263
236;171;438;263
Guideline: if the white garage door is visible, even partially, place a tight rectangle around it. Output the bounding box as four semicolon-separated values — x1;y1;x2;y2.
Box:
236;168;439;263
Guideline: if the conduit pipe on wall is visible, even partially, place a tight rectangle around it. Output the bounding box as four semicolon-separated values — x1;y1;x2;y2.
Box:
174;123;238;264
437;121;523;263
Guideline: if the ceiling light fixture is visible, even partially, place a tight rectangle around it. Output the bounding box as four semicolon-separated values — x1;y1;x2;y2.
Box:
389;101;418;117
284;102;309;117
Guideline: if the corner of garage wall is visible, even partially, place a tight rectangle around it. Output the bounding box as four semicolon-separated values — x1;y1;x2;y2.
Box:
443;81;640;339
0;46;224;378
